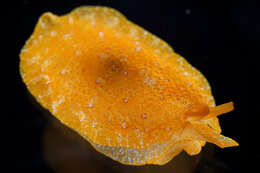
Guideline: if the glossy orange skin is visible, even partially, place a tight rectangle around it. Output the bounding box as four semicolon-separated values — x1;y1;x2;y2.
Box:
20;6;238;165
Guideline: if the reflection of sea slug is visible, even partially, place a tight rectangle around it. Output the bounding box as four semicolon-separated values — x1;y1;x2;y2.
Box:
19;6;238;165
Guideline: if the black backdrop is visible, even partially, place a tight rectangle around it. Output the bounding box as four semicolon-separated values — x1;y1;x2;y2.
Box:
6;0;260;172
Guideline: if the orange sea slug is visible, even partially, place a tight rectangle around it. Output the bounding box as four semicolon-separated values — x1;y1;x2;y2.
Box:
19;6;238;165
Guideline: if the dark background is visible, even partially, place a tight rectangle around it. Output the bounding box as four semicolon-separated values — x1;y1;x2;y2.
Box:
6;0;260;172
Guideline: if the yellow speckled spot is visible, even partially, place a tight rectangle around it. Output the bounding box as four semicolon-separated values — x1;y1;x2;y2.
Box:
19;6;238;165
